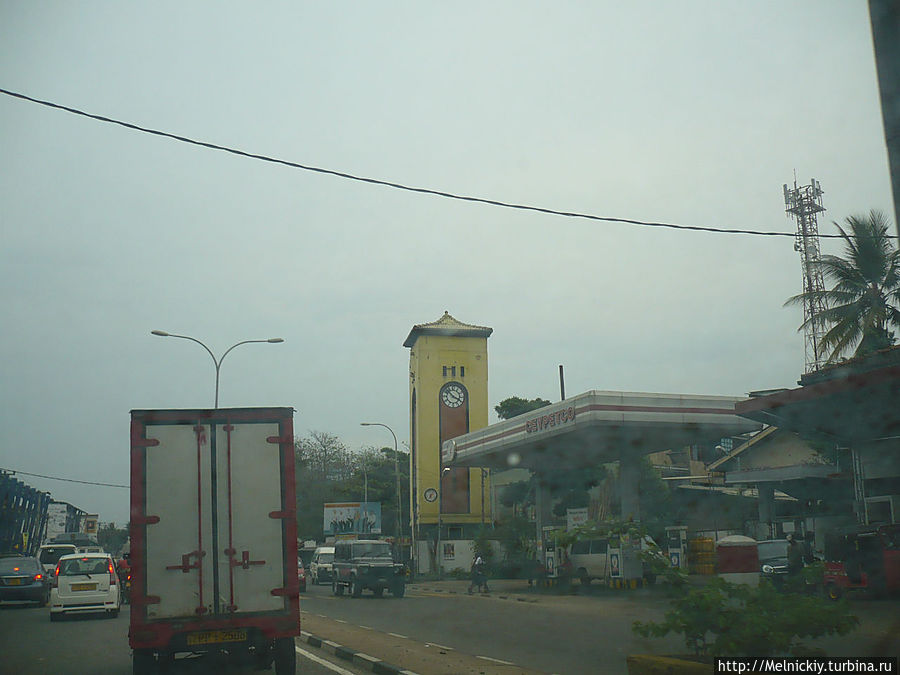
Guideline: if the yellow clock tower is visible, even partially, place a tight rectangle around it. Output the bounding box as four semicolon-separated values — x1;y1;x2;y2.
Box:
404;312;493;569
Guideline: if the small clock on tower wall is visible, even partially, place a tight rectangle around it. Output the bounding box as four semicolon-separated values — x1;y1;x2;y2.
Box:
441;383;466;408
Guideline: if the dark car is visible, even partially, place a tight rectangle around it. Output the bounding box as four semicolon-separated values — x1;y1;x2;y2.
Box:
332;539;406;598
0;555;49;606
758;539;790;587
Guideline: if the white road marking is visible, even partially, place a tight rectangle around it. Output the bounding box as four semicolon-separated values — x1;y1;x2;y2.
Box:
295;645;358;675
359;625;373;630
425;642;454;651
477;655;516;666
388;632;408;639
334;618;348;623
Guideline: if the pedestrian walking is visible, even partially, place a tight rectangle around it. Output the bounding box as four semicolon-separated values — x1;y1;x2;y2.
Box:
786;534;803;576
468;554;488;594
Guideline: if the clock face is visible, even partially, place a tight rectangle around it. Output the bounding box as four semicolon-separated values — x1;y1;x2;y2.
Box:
441;383;466;408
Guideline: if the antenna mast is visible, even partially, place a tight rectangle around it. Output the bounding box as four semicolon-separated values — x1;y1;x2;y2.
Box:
783;177;827;373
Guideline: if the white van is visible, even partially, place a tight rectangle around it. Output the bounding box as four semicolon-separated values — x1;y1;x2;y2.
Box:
309;546;335;585
569;538;608;586
569;535;662;586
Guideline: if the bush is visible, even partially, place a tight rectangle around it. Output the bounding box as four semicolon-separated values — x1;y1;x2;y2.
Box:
633;577;858;658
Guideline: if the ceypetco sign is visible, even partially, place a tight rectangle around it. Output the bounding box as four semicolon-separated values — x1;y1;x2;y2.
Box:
525;406;576;433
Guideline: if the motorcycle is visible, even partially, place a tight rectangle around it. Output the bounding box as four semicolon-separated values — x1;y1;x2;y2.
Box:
118;568;131;604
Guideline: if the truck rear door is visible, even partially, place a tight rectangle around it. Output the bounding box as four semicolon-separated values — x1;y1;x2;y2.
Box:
131;408;296;622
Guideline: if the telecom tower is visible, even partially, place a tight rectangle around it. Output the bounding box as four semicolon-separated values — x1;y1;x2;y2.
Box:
783;177;827;373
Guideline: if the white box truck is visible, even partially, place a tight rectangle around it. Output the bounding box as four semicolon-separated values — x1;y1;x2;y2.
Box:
129;408;299;674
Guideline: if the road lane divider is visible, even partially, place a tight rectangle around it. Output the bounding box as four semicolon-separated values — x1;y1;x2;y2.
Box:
299;631;422;675
300;612;546;674
477;655;516;666
424;642;454;651
296;644;359;675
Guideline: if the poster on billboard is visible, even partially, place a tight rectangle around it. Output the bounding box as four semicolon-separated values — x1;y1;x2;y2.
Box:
323;502;382;536
566;507;588;531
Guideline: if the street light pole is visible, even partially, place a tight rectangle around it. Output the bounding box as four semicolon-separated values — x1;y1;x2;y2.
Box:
437;466;450;579
360;423;402;552
151;330;284;408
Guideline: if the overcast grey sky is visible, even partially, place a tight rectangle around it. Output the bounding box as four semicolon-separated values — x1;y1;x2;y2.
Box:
0;2;893;525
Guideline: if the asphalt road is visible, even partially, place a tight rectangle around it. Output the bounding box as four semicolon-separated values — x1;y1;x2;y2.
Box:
0;601;367;675
4;582;897;675
300;579;683;674
299;578;900;674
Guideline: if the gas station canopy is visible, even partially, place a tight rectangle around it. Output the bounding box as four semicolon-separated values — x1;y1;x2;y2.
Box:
442;390;763;472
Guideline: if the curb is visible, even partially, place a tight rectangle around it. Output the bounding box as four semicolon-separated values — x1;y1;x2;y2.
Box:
299;631;422;675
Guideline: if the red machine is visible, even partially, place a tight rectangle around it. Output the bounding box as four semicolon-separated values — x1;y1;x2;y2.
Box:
823;524;900;599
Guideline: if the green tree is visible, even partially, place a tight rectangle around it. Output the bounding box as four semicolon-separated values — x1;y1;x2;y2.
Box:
294;431;355;541
334;446;410;539
494;396;551;420
786;210;900;362
97;522;129;555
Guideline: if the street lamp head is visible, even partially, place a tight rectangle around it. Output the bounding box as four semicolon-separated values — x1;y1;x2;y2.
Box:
151;330;170;337
266;338;284;343
360;422;372;426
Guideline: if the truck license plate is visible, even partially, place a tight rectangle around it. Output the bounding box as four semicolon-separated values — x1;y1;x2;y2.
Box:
71;583;97;591
187;630;247;646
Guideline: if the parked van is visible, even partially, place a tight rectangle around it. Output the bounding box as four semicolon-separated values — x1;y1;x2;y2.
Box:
569;538;608;586
310;546;335;585
569;535;662;586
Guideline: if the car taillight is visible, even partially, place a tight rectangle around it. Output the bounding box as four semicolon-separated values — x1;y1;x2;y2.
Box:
108;560;117;585
52;564;60;588
33;573;43;583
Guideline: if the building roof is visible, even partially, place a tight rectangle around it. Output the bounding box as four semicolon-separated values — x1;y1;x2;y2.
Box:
735;347;900;443
403;311;493;348
706;426;779;472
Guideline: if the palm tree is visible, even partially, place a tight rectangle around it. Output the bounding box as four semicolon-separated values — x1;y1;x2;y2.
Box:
786;210;900;363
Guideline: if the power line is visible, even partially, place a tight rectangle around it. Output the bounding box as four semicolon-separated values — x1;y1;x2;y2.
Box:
0;87;891;240
0;467;128;489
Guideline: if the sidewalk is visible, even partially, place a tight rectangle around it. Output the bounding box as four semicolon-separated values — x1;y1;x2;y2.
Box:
407;577;541;603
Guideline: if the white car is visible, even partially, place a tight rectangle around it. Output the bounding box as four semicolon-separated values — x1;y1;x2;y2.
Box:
50;552;120;621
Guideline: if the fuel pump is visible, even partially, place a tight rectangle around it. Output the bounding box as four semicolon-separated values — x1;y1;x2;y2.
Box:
666;526;688;568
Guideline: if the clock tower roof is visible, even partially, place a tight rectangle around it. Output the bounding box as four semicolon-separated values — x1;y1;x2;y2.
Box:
403;311;493;348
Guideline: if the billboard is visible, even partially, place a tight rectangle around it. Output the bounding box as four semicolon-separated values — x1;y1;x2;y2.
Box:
324;502;382;536
45;503;70;541
566;507;588;531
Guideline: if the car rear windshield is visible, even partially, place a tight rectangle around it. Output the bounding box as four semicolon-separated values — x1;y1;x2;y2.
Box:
39;547;77;564
0;558;39;574
318;554;334;563
352;543;391;558
58;557;110;576
758;541;788;560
